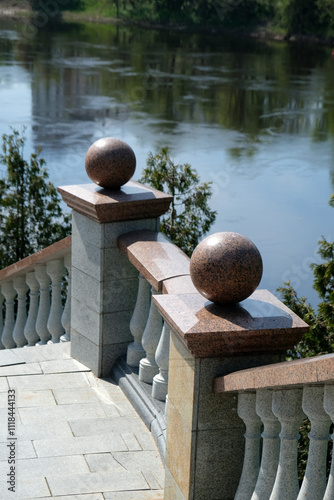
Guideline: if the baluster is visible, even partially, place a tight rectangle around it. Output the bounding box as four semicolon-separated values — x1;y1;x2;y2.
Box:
127;274;151;367
152;322;171;401
24;272;40;346
323;385;334;500
297;385;331;500
251;390;281;500
0;291;4;349
12;276;29;347
35;266;51;344
46;259;65;343
269;389;305;500
1;282;16;348
235;392;262;500
139;288;163;384
61;253;71;342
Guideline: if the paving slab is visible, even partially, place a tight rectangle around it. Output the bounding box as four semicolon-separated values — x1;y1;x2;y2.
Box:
15;390;56;408
15;420;73;440
18;402;107;424
8;372;90;391
103;492;164;500
69;416;147;437
7;343;71;363
34;433;128;457
53;387;104;405
0;377;9;391
0;349;23;367
0;362;42;377
0;455;90;479
40;496;103;500
0;440;36;460
47;469;149;496
2;475;50;500
113;450;165;474
0;343;164;499
84;453;124;473
120;432;142;451
142;470;164;490
40;358;91;374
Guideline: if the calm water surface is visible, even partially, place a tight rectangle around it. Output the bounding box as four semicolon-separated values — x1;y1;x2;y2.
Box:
1;18;334;307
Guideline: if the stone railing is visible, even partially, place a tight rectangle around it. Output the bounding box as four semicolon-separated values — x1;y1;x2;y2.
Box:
57;137;325;500
0;236;71;349
214;353;334;500
4;136;333;500
117;229;196;402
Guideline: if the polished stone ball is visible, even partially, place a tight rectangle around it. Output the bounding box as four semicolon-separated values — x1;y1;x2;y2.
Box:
190;232;263;305
85;137;136;189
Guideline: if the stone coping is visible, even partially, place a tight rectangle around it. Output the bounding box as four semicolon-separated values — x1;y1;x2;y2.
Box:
58;181;173;223
117;230;190;292
0;236;71;283
162;275;197;295
214;352;334;393
153;289;309;358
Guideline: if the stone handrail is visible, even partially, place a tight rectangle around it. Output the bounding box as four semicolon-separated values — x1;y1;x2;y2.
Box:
214;354;334;500
57;138;314;500
118;229;196;401
0;236;71;349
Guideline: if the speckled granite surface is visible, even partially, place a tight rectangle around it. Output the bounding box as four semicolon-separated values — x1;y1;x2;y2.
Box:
58;181;172;223
118;230;190;291
190;232;263;305
0;236;71;283
85;137;136;189
153;289;309;358
214;352;334;393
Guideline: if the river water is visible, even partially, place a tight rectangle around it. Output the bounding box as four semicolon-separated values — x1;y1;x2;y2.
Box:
1;18;334;307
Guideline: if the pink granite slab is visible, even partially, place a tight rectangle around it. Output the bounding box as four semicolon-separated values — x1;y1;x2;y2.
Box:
0;236;71;283
58;181;172;223
118;230;190;291
153;289;309;358
162;275;197;295
214;352;334;393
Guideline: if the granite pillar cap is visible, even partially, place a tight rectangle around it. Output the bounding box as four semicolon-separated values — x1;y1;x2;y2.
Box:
190;232;263;305
85;137;136;189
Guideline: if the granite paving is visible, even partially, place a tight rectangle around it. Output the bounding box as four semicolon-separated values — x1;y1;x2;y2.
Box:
0;343;165;499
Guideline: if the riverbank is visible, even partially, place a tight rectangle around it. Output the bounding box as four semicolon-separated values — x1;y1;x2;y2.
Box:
0;0;30;18
0;1;333;47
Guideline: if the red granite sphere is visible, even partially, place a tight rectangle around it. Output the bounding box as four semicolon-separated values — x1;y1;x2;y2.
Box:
85;137;136;189
190;232;263;305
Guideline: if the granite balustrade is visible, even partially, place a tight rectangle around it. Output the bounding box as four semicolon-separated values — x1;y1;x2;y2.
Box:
57;174;315;500
152;289;309;500
0;236;71;349
117;229;197;402
214;354;334;500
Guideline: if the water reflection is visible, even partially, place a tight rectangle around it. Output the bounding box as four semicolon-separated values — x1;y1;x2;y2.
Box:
0;19;334;306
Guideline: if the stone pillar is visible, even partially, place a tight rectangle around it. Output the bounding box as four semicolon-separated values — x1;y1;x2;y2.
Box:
153;232;309;500
58;137;172;377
